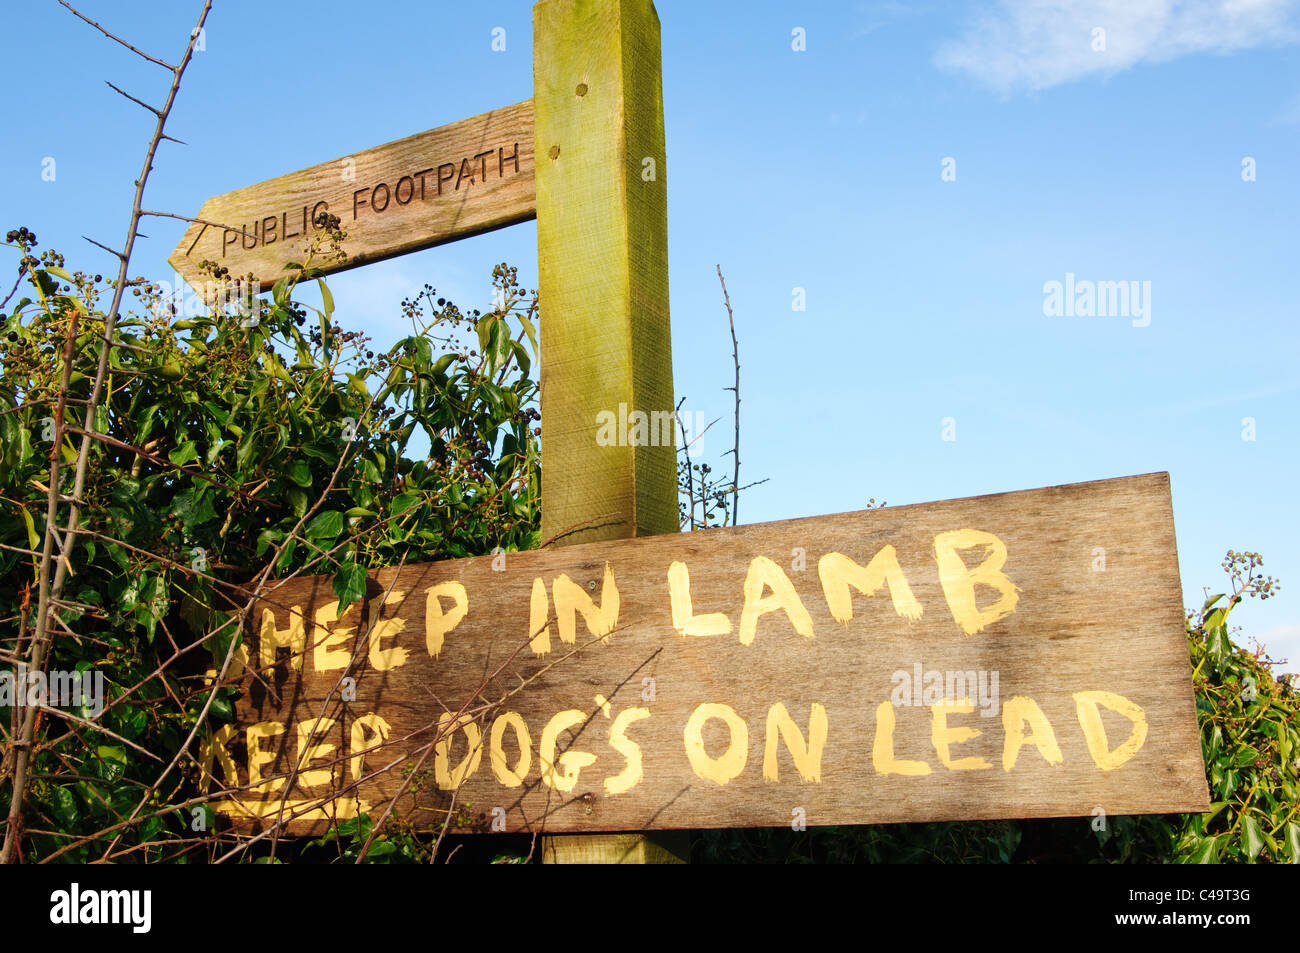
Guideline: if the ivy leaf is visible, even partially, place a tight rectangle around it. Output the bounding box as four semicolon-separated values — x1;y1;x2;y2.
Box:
333;561;367;614
1241;815;1269;861
171;486;217;530
168;441;198;466
96;746;128;783
318;278;334;320
1284;822;1300;863
391;492;420;516
287;460;312;487
305;510;343;540
51;787;78;827
1187;834;1219;864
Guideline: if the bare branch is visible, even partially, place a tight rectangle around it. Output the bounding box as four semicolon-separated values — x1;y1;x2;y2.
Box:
717;265;741;527
81;236;125;260
58;0;177;70
104;81;162;117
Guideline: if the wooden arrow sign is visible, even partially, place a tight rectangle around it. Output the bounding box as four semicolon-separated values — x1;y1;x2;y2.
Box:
168;100;536;293
201;473;1208;836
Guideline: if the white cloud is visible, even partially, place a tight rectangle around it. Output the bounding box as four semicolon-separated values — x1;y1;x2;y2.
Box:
935;0;1300;95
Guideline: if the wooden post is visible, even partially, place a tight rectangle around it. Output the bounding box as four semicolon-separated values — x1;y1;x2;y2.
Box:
533;0;686;863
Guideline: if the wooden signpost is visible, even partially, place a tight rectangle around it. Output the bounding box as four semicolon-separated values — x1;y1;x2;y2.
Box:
176;0;1209;859
202;472;1208;837
169;102;536;292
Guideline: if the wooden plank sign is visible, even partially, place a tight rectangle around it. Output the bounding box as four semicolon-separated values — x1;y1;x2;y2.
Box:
168;101;536;293
201;473;1209;835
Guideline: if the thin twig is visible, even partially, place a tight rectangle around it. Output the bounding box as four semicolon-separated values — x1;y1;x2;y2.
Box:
717;265;740;527
57;0;177;70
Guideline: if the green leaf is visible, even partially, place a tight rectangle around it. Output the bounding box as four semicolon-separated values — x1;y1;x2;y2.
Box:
305;510;344;540
518;311;537;356
171;487;217;530
208;693;233;722
1232;746;1261;768
96;745;128;783
20;506;38;548
51;786;78;827
275;537;299;570
318;278;334;320
1188;834;1219;864
168;441;198;466
236;433;259;470
1284;822;1300;863
390;492;420;516
287;460;312;487
1241;815;1266;860
332;561;368;613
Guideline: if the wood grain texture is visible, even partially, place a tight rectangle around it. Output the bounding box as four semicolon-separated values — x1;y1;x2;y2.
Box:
168;101;535;294
534;0;677;547
206;473;1209;837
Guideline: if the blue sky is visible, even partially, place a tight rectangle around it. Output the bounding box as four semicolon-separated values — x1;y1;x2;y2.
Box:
2;0;1297;670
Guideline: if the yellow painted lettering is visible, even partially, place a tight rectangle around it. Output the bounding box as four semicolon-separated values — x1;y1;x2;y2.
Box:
528;576;551;655
667;561;731;637
930;699;992;770
539;709;597;792
246;720;286;795
198;724;238;793
349;712;391;782
552;562;620;646
1073;690;1148;770
684;702;749;785
763;701;829;782
490;711;532;787
434;712;483;790
311;601;353;672
605;707;651;795
818;547;923;623
738;555;814;646
424;581;468;657
259;606;306;671
872;701;931;776
1001;695;1063;770
296;716;337;788
366;590;408;671
933;529;1021;635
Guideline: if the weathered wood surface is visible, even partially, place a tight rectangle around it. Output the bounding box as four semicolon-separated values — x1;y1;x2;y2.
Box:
169;101;536;294
202;473;1208;835
534;0;677;548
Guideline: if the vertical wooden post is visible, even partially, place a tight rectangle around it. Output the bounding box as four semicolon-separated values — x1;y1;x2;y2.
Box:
533;0;687;863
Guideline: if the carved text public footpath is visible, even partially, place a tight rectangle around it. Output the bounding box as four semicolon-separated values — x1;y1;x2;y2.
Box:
169;101;536;292
219;142;522;257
